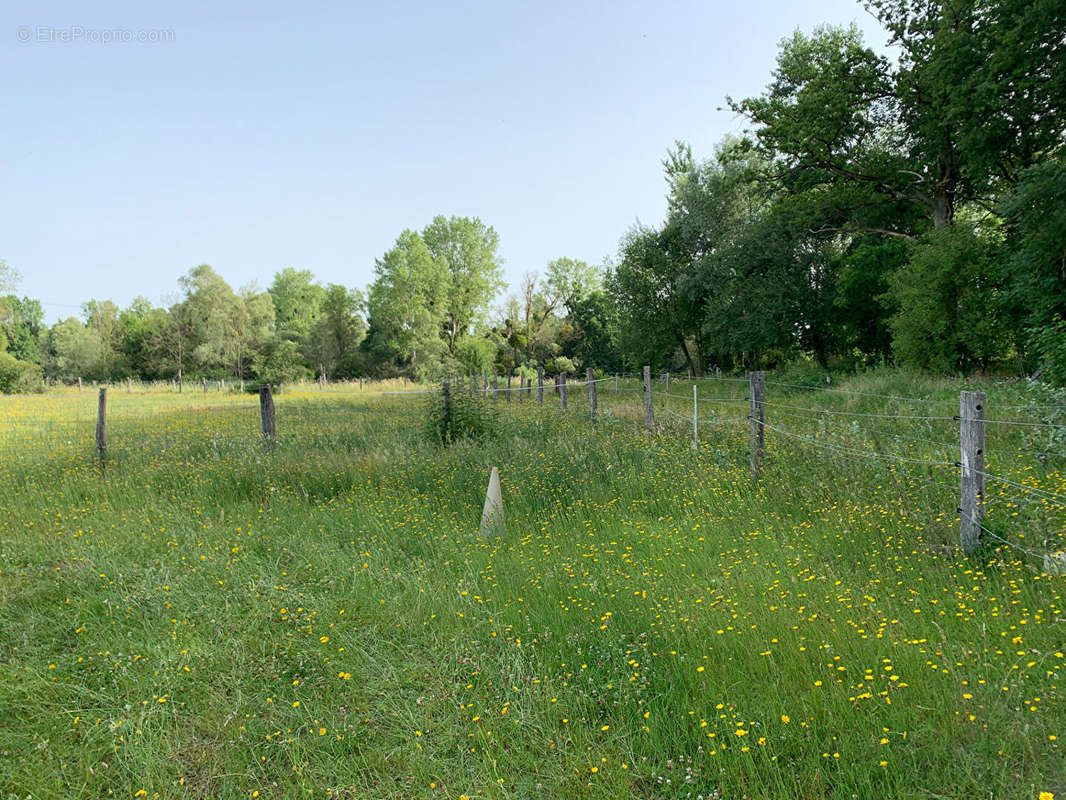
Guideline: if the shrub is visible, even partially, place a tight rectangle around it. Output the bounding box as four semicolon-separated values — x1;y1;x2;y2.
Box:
0;352;44;393
424;382;498;445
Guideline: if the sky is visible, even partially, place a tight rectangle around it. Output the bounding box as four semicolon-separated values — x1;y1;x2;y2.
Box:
2;0;889;322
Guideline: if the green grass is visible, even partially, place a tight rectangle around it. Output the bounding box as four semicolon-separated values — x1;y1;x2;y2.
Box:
1;372;1064;799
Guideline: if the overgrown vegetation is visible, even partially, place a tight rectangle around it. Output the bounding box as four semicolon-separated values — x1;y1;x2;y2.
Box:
423;382;499;446
1;375;1063;798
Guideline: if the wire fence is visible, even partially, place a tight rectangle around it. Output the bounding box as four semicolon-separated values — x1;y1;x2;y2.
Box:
3;371;1066;570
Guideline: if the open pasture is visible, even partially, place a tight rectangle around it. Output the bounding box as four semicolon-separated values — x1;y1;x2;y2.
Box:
1;373;1064;799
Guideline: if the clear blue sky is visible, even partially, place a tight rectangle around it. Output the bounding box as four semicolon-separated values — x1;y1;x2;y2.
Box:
2;0;887;322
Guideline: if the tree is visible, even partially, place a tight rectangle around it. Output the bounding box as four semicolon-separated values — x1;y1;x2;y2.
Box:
1000;155;1066;359
734;4;1066;231
179;265;240;374
887;223;1010;372
151;301;197;390
2;296;45;364
118;297;162;379
44;318;103;382
268;268;325;343
365;230;449;377
82;299;123;378
567;290;622;373
307;284;365;378
609;224;702;372
422;216;504;355
544;257;600;310
228;286;275;389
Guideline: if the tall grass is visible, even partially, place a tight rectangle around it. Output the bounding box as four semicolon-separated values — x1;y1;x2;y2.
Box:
0;373;1063;799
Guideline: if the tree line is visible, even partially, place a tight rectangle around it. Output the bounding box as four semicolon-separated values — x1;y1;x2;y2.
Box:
2;0;1065;392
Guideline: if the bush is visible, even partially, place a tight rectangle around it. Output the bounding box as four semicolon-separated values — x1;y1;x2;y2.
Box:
887;224;1010;373
1028;320;1066;385
424;382;498;446
0;352;44;393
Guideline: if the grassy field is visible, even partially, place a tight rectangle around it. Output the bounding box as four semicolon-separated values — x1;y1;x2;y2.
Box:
1;372;1064;799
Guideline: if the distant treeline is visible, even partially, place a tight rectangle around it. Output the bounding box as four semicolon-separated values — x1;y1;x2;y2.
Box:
2;0;1065;392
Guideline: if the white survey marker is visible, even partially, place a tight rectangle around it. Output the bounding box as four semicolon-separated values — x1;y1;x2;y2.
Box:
479;466;504;535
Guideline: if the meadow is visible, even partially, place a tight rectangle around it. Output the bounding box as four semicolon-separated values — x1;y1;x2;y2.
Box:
1;372;1064;800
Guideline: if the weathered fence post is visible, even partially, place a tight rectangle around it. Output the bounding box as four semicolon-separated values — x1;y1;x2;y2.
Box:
959;391;986;554
587;368;597;421
560;373;568;409
518;374;524;403
665;371;670;391
442;380;451;435
127;376;132;393
260;384;276;443
506;371;512;403
643;365;653;430
692;383;698;450
96;387;107;465
749;370;765;479
492;372;498;400
202;377;208;393
78;377;83;391
537;367;544;405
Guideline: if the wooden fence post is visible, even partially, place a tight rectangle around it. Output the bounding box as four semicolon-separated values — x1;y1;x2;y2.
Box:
537;367;544;405
749;370;765;479
518;374;524;403
643;366;653;430
588;368;597;421
492;372;498;400
96;387;107;465
506;371;512;403
960;391;986;554
560;373;568;409
665;371;670;391
202;377;207;393
127;376;132;393
260;384;276;443
692;383;698;450
78;377;83;391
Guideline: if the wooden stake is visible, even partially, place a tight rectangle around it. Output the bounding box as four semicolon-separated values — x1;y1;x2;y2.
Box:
960;391;986;554
537;366;544;405
260;384;276;443
588;368;597;421
506;371;511;403
95;387;107;465
692;383;698;450
560;373;567;409
749;371;765;479
643;365;653;430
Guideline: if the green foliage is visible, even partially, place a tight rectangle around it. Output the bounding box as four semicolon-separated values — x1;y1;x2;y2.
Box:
887;224;1010;372
1;295;44;364
454;335;495;377
253;338;309;386
269;267;326;341
423;381;498;445
43;317;104;381
306;284;366;379
1000;155;1066;338
0;350;43;392
1027;320;1066;386
422;215;504;355
365;229;449;375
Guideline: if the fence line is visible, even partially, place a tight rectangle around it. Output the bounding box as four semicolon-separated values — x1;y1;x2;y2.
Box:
8;370;1065;567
